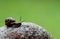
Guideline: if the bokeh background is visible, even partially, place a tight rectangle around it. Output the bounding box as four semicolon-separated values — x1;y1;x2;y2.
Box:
0;0;60;39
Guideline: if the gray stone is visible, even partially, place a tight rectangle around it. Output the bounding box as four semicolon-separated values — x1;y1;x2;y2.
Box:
0;22;52;39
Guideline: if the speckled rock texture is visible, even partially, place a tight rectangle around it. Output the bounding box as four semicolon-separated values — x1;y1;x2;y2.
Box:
0;22;52;39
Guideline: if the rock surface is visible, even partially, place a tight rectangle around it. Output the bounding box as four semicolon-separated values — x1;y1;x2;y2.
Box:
0;22;52;39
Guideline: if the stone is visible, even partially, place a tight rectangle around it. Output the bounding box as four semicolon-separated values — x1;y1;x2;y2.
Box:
0;22;52;39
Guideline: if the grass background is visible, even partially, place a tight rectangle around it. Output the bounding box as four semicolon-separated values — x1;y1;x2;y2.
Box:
0;0;60;39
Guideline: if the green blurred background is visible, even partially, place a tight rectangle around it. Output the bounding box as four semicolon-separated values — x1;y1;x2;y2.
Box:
0;0;60;39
